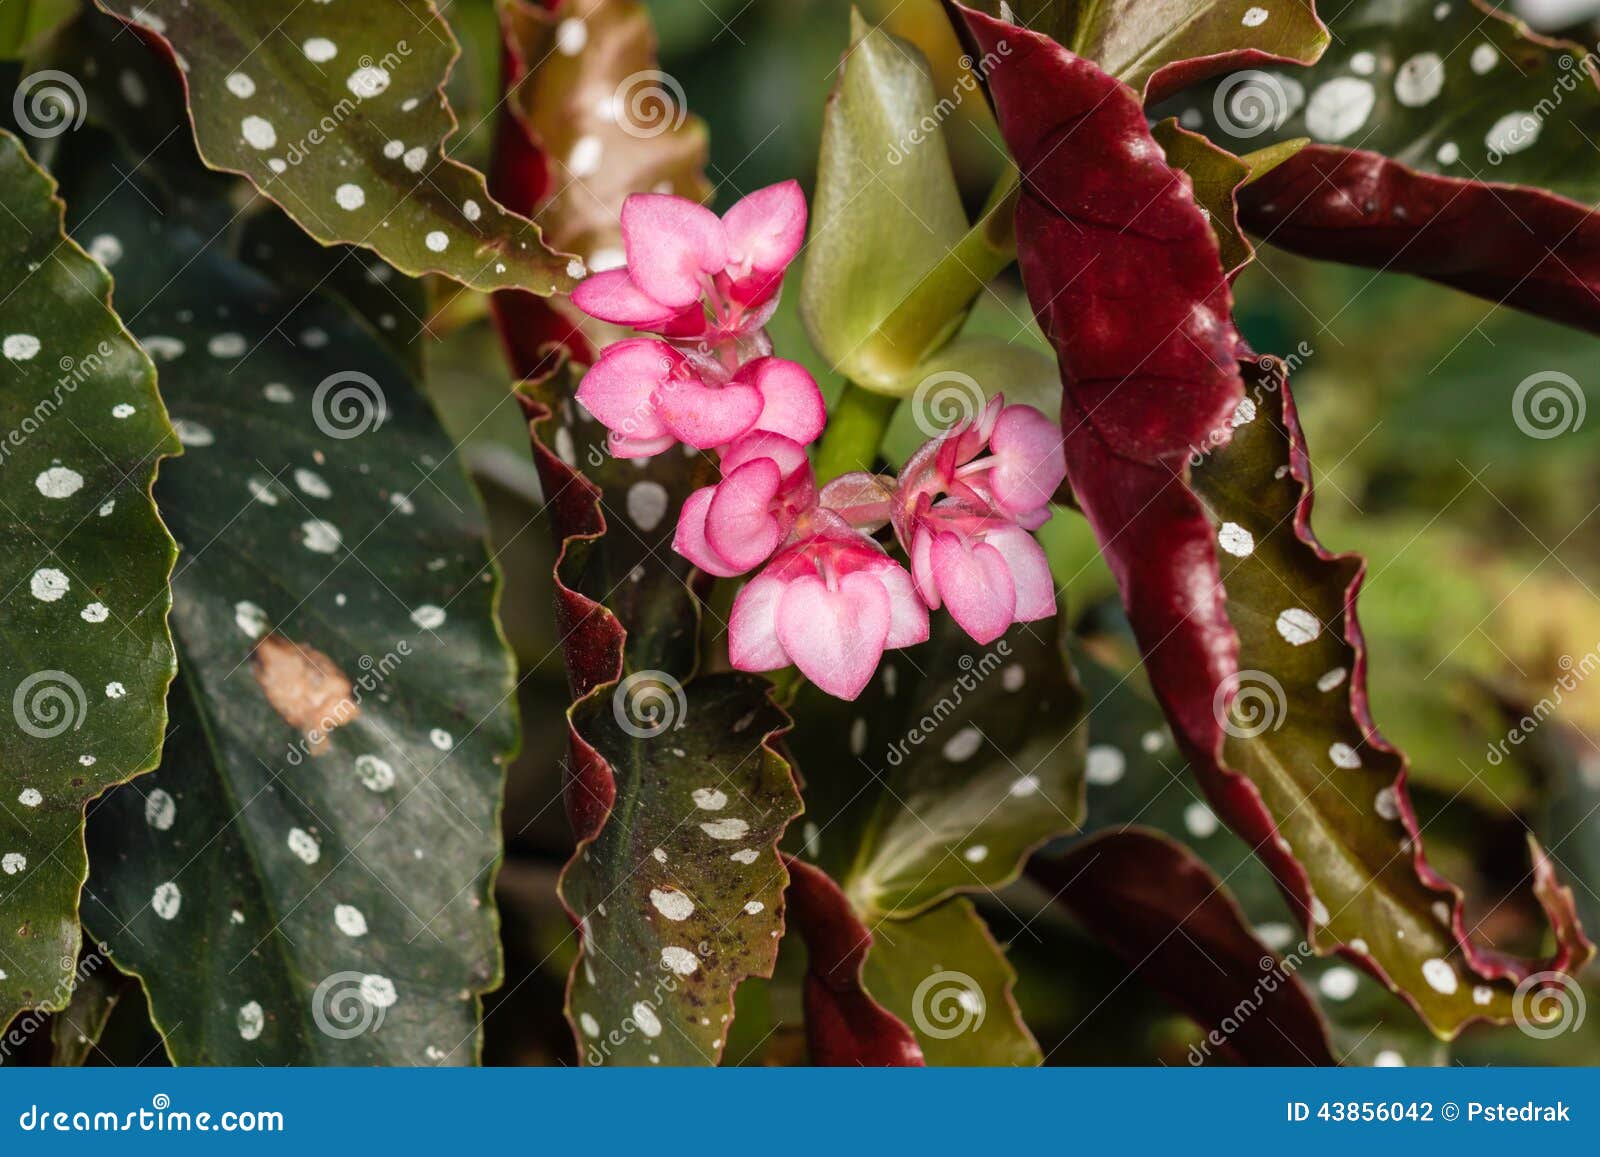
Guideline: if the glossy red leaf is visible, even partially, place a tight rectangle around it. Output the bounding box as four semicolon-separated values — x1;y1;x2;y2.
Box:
1241;146;1600;334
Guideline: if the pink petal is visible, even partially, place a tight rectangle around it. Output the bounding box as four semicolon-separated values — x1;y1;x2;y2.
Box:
987;404;1067;515
720;431;811;478
911;526;938;608
620;193;728;309
818;471;894;531
776;573;890;700
576;338;676;437
875;563;931;650
742;357;825;445
673;487;745;577
569;269;678;328
721;180;807;275
705;458;785;571
728;574;791;671
654;378;763;449
985;527;1056;622
608;430;677;459
930;533;1015;645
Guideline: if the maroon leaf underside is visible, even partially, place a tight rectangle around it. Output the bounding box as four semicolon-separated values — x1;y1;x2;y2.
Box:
783;858;925;1067
489;0;595;380
1033;830;1336;1066
1241;145;1600;336
957;2;1592;1034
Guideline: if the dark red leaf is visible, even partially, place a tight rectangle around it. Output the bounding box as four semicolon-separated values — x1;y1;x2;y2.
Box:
783;858;925;1067
1241;146;1600;334
1034;830;1336;1066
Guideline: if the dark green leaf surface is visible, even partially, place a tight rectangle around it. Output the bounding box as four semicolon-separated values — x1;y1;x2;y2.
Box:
520;371;803;1066
791;615;1086;917
96;0;576;295
785;613;1085;1063
1170;0;1600;199
0;129;178;1030
69;146;516;1064
981;0;1328;98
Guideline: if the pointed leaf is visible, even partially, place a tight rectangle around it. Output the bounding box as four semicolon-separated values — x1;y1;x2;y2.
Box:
95;0;576;295
1169;0;1600;331
67;143;516;1064
0;129;178;1029
517;368;803;1066
789;614;1086;917
801;12;972;392
969;0;1328;100
1184;356;1593;1036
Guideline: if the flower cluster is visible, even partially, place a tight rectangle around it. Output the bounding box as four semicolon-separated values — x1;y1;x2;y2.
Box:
571;182;1066;700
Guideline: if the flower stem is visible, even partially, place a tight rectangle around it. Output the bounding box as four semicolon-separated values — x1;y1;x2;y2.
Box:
813;382;899;485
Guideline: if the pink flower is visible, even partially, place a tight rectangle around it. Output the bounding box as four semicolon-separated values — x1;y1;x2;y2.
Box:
570;181;808;344
576;340;824;457
728;513;929;700
892;396;1065;644
673;434;816;577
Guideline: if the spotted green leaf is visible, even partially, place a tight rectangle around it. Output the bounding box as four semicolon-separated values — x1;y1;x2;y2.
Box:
1189;361;1591;1037
784;612;1084;1062
1168;0;1600;198
0;129;179;1032
66;138;516;1064
95;0;576;295
978;0;1329;98
519;370;803;1067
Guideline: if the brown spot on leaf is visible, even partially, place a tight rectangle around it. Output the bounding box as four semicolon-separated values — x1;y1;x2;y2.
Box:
250;633;359;754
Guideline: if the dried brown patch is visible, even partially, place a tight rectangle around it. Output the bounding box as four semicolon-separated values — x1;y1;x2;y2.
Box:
250;633;360;754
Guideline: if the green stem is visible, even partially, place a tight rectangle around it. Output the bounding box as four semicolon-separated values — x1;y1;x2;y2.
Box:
870;163;1020;369
813;382;899;485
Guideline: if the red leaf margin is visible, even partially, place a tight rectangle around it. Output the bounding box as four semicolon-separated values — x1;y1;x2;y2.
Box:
783;857;925;1067
950;0;1593;1038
